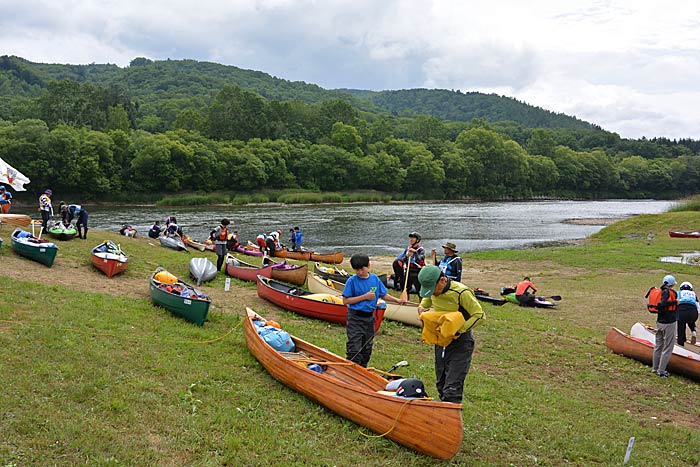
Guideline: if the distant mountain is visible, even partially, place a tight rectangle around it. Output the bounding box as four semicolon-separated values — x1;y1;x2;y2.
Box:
0;55;592;130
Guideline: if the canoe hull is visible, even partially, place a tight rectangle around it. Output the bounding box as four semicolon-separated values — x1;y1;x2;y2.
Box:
159;236;189;252
91;242;128;278
189;257;217;285
605;324;700;381
47;224;78;241
10;228;58;267
274;248;312;261
270;263;308;286
225;257;274;282
256;275;383;332
235;245;263;257
310;251;344;264
149;270;211;326
183;237;206;251
244;308;463;459
669;231;700;238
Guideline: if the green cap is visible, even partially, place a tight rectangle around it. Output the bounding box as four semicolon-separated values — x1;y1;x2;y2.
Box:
418;265;442;298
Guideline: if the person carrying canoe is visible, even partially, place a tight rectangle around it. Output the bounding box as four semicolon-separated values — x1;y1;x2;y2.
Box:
431;241;463;282
212;218;231;272
58;202;90;239
417;265;484;403
392;232;425;295
515;276;537;306
0;185;12;214
38;189;53;235
342;254;407;367
148;220;162;239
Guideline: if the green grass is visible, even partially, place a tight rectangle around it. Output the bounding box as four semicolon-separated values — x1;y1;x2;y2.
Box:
3;213;700;465
154;190;395;206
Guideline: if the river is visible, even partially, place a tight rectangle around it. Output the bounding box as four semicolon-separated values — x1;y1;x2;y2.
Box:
10;199;673;256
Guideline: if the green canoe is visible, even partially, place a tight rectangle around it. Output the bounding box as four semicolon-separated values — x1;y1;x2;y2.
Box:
47;222;78;240
149;268;212;326
11;228;58;267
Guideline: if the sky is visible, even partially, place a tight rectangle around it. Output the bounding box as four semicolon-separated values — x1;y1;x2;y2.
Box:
2;0;700;140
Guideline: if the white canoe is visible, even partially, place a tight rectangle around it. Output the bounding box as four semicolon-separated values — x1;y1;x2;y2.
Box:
189;257;217;286
307;274;423;327
160;235;189;252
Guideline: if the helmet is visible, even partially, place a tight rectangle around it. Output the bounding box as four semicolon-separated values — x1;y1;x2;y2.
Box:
44;189;53;196
663;275;677;286
0;185;5;191
396;378;428;398
408;232;422;242
680;281;693;291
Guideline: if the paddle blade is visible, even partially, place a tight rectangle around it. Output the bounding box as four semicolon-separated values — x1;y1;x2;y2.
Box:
549;295;562;301
400;289;408;301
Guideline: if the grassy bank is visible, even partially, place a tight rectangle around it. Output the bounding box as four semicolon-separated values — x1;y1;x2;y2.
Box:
155;190;402;207
2;212;700;466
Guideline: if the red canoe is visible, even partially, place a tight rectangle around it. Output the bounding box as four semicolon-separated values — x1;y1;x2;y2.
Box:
669;231;700;238
256;275;384;332
225;255;274;282
91;241;128;278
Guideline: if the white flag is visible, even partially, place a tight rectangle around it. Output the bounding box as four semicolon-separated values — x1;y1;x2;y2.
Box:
0;158;31;191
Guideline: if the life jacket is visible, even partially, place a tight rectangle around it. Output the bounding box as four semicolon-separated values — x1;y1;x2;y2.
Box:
646;287;678;313
218;226;229;241
420;311;466;346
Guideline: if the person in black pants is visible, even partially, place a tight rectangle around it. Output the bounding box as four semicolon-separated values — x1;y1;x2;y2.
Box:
676;281;699;346
391;232;425;297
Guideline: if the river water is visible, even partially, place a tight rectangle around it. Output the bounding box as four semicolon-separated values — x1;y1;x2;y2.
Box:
15;199;672;256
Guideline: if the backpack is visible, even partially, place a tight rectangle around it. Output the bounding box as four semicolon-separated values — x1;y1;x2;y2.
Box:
209;229;217;242
646;287;677;313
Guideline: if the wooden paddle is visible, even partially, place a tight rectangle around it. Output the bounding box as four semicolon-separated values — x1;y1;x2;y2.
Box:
400;251;412;301
545;295;562;301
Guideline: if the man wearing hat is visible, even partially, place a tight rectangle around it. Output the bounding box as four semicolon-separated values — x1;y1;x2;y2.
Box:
431;241;463;282
38;189;53;235
417;265;484;404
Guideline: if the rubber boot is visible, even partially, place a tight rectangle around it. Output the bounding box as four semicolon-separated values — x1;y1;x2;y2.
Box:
83;227;88;239
77;225;83;239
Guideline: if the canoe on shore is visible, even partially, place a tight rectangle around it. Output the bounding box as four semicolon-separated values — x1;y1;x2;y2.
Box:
605;323;700;381
669;231;700;238
256;275;384;332
10;228;58;267
183;236;207;252
269;262;308;286
0;214;31;227
309;250;344;264
160;235;189;252
225;255;274;282
91;240;128;277
47;222;78;241
274;248;312;261
243;308;463;459
307;274;422;327
189;257;217;286
149;268;211;326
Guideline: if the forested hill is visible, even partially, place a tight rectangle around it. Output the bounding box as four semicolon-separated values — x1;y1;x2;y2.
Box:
343;88;591;130
0;55;588;130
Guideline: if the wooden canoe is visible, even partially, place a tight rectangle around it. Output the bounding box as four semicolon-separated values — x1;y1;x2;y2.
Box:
183;236;206;251
307;274;423;327
189;257;217;286
605;323;700;381
91;241;128;277
243;308;463;459
225;255;274;282
0;214;31;227
256;275;384;332
10;228;58;267
149;268;211;326
270;262;308;286
669;231;700;238
274;248;312;261
310;250;344;264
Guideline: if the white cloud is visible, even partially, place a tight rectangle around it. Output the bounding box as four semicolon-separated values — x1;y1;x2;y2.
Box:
1;0;700;138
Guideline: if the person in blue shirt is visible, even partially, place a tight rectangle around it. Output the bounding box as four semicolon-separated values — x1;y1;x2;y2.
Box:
0;185;12;213
431;241;463;282
293;226;303;251
148;220;162;239
342;254;406;367
676;281;698;347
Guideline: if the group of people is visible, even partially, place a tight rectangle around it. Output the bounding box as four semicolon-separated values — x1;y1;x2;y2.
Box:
344;231;480;404
651;274;699;377
33;188;89;239
0;185;12;214
254;227;304;257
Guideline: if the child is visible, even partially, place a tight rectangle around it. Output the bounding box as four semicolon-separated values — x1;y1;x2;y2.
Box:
342;254;406;367
293;226;303;251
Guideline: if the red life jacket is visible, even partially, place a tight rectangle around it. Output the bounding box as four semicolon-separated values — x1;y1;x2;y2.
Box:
218;227;229;241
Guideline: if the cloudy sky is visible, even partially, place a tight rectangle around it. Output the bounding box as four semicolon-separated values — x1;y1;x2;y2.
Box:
2;0;700;139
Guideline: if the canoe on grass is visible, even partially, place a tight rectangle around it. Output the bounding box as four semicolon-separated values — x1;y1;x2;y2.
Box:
309;250;344;264
235;245;263;256
0;214;31;227
314;262;388;286
10;228;58;267
225;255;274;282
605;322;700;381
182;236;207;252
307;274;423;327
189;257;217;286
244;308;462;459
269;262;308;286
256;275;384;332
47;222;78;241
149;267;211;326
160;235;189;252
91;240;128;277
274;248;312;261
669;231;700;238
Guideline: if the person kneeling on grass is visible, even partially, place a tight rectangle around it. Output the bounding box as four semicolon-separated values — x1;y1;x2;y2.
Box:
342;254;406;367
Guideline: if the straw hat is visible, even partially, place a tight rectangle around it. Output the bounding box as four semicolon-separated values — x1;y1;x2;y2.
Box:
441;242;459;253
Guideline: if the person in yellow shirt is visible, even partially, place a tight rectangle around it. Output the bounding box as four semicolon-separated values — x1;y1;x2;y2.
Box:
417;265;484;403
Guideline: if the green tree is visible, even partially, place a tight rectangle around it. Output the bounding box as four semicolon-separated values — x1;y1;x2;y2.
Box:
330;121;362;153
